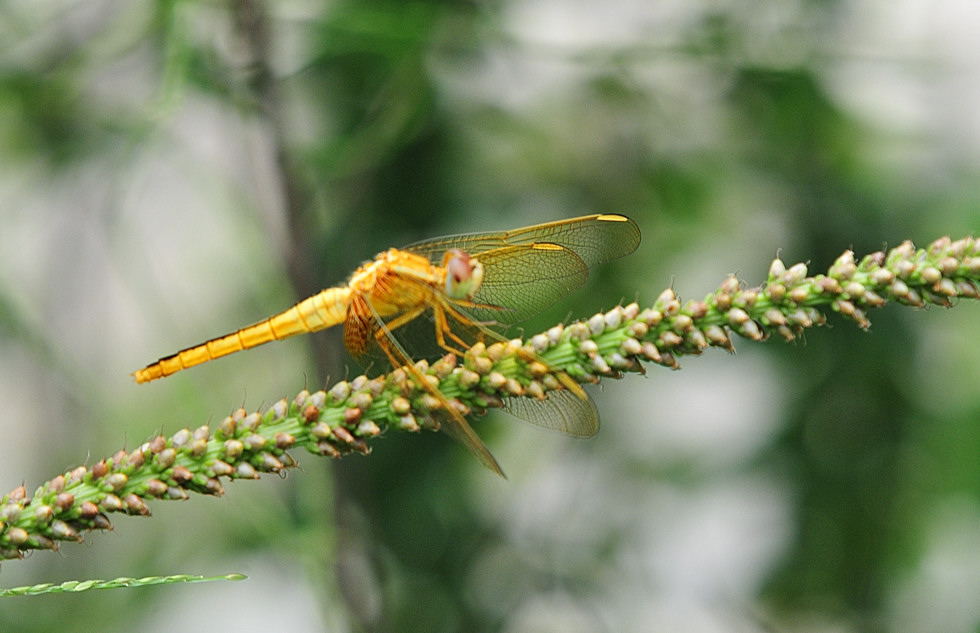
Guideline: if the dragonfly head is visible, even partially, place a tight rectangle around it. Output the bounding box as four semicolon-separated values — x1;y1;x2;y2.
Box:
444;248;484;300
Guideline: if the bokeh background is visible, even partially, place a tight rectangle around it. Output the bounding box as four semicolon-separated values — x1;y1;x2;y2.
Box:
3;1;980;631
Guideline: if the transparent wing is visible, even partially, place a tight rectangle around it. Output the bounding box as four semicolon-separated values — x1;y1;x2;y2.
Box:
465;244;590;323
356;292;506;476
404;214;641;269
503;389;600;438
406;214;639;323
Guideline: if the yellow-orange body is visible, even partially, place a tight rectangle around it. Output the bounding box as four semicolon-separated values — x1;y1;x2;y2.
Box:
133;249;455;383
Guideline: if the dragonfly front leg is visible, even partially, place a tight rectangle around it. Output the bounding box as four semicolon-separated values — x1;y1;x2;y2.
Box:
441;298;590;402
375;297;470;356
430;302;475;355
438;298;515;350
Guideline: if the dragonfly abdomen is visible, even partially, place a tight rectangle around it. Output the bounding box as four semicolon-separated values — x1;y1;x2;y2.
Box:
272;286;351;335
132;286;352;383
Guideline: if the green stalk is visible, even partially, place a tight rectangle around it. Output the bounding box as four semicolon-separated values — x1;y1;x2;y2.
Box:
1;235;977;563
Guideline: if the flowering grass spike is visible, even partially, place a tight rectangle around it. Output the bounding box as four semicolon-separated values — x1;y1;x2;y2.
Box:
1;235;978;563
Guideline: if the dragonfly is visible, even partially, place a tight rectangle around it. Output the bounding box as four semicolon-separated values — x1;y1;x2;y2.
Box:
134;214;641;475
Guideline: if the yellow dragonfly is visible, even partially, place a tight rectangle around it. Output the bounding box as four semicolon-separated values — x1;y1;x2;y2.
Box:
134;214;641;475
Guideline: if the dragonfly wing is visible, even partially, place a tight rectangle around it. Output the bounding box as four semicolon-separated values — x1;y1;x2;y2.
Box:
437;411;506;476
407;214;640;323
404;214;640;269
344;293;374;358
503;389;600;438
464;244;590;324
356;292;506;476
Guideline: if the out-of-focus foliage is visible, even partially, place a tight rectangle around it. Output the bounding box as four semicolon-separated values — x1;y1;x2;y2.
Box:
2;1;980;632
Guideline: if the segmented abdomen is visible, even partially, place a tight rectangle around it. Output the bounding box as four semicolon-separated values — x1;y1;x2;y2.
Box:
133;286;352;383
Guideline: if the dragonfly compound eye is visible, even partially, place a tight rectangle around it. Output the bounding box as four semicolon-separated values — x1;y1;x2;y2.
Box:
445;249;484;299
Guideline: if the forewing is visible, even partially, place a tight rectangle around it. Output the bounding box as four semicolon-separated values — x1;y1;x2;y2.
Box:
404;214;641;269
464;244;590;324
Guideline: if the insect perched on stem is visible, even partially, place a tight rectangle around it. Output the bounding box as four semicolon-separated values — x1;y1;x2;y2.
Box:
134;214;641;475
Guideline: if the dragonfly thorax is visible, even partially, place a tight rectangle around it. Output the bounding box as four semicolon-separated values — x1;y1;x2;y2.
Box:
443;248;484;300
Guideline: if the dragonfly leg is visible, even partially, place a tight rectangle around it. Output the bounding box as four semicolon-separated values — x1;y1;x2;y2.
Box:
367;302;465;356
441;299;590;401
430;302;473;355
354;294;503;474
448;298;514;327
375;304;427;335
439;299;512;348
369;318;505;477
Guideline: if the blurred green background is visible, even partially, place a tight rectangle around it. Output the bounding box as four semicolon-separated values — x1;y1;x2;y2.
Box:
3;1;980;631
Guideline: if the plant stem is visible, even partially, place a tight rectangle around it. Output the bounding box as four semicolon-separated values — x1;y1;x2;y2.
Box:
2;235;977;562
